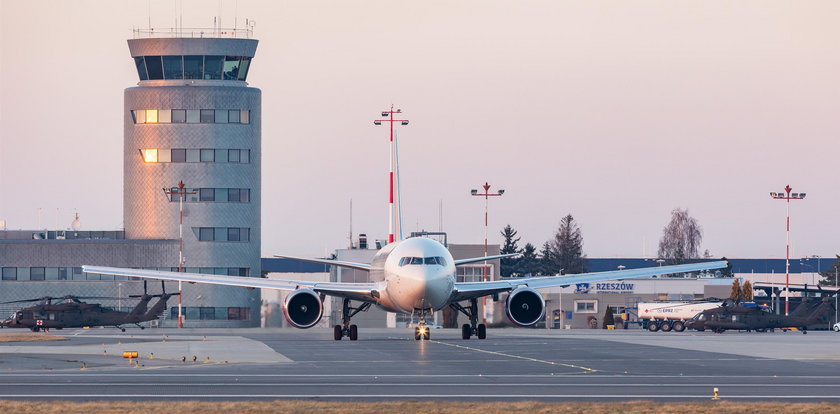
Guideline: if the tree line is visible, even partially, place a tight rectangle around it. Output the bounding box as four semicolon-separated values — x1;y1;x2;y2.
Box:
500;208;718;278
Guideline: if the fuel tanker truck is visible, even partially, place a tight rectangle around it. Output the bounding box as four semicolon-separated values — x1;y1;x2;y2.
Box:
638;301;722;332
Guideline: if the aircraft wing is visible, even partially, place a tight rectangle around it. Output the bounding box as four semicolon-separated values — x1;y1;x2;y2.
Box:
453;253;519;266
82;266;380;302
273;255;372;271
450;260;729;302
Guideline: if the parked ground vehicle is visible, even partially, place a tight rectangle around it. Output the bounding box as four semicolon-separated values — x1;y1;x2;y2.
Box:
638;301;721;332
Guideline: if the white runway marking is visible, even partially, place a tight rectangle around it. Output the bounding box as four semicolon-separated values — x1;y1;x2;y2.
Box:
0;394;839;399
4;383;839;388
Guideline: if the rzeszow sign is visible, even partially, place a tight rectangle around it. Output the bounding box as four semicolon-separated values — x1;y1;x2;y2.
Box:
575;282;634;294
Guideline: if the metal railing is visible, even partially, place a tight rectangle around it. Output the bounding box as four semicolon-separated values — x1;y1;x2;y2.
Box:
132;25;254;39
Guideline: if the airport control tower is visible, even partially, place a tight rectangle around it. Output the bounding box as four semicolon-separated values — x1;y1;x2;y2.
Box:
123;32;261;326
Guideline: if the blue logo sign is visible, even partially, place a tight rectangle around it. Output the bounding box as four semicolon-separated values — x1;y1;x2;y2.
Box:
575;283;591;294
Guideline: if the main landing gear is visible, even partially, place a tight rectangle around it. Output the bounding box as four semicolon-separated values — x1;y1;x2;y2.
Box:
334;298;370;341
450;298;486;340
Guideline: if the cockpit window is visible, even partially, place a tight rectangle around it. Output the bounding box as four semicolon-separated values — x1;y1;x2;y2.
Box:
399;256;447;266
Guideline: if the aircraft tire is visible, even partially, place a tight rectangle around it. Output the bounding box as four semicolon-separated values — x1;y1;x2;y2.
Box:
333;325;343;340
423;330;430;341
461;324;471;340
834;325;840;332
647;322;659;332
671;321;685;332
659;321;672;332
755;328;766;333
121;328;126;332
349;324;358;341
140;326;145;330
477;324;487;339
414;327;421;341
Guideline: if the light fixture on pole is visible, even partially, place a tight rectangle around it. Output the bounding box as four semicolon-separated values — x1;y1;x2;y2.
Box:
770;185;806;316
470;182;505;323
163;181;196;328
374;105;410;244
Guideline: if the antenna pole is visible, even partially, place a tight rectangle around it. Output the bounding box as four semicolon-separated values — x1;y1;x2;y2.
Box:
374;106;409;244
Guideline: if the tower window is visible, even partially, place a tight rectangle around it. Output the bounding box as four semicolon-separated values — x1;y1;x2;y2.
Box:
145;56;164;79
204;56;224;80
163;56;183;80
134;57;149;81
223;56;241;80
184;55;204;79
172;110;186;123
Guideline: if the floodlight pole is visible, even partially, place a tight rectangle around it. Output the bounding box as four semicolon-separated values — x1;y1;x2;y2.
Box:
374;105;409;244
770;185;805;316
471;182;504;323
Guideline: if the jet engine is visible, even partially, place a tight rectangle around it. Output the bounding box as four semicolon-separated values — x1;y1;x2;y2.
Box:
283;289;323;329
505;287;545;326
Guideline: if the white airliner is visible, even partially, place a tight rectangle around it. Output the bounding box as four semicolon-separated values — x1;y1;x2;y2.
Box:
83;107;728;341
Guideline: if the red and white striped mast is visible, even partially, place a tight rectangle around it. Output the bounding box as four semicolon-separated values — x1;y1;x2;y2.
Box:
374;106;409;244
770;185;806;316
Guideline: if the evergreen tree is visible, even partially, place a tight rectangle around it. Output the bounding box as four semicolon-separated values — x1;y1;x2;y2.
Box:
539;241;557;275
518;243;540;276
729;279;742;301
602;306;615;329
499;224;521;277
741;280;753;301
549;214;587;274
819;255;840;286
657;208;703;265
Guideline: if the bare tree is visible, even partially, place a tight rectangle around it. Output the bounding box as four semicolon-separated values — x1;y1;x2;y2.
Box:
657;208;703;265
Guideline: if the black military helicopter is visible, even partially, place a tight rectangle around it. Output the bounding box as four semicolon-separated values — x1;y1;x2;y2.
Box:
685;295;834;334
0;281;177;332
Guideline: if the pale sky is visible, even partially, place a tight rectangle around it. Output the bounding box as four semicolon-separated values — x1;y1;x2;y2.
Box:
1;1;839;259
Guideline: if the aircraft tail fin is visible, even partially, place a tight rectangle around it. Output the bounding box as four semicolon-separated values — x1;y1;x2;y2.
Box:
789;296;813;318
142;294;175;321
806;298;833;324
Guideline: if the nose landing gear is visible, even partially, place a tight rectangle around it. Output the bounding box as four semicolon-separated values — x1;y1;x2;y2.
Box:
414;309;431;340
451;298;486;340
333;298;370;341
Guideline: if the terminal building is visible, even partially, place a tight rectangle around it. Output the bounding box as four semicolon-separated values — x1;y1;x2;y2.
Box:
0;32;262;327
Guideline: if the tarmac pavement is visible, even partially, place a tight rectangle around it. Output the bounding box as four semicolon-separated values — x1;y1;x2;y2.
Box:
0;327;839;401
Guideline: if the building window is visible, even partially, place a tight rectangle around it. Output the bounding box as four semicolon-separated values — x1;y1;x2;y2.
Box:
184;55;204;79
214;109;228;123
158;109;172;124
237;57;251;81
223;56;241;80
134;57;149;81
132;109;250;124
575;300;597;314
171;149;186;162
1;267;16;281
167;188;250;203
199;307;215;320
143;149;158;163
200;149;215;162
162;56;183;80
200;109;214;123
193;227;250;242
172;109;186;123
30;267;46;281
135;55;252;81
145;56;164;79
228;307;250;320
198;227;215;241
204;55;224;80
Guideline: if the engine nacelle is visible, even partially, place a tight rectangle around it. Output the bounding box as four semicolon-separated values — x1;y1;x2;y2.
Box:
505;287;545;326
283;289;323;329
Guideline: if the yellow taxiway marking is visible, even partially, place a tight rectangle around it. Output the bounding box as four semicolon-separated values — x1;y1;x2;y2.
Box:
428;340;597;373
